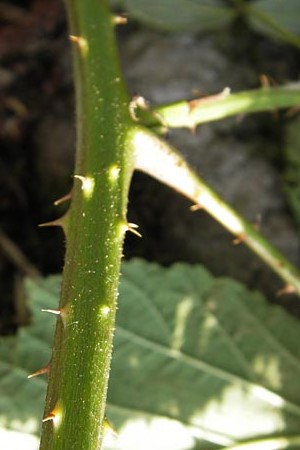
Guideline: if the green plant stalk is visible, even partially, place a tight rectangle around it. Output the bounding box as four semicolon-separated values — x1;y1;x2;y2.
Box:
141;86;300;130
225;434;300;450
39;1;134;449
134;128;300;296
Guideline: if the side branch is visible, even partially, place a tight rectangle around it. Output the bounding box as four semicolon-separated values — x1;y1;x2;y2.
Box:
133;128;300;296
134;85;300;131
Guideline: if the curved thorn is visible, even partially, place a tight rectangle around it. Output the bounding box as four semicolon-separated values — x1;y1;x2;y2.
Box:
277;284;296;296
54;192;72;206
69;35;88;55
190;203;203;211
42;404;62;426
28;364;50;379
127;222;142;238
233;233;246;245
113;14;128;25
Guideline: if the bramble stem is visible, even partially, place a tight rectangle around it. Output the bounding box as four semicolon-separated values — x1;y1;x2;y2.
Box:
225;434;300;450
135;85;300;131
39;2;300;448
134;128;300;296
39;1;134;449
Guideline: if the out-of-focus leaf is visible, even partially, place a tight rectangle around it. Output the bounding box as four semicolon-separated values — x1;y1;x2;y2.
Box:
0;276;61;448
1;261;300;449
249;0;300;47
118;0;235;32
0;430;39;450
108;260;300;449
283;116;300;229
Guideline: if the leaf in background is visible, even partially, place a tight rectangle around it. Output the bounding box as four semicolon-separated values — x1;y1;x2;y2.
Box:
1;261;300;449
109;260;300;449
118;0;235;32
0;277;60;449
248;0;300;47
283;116;300;230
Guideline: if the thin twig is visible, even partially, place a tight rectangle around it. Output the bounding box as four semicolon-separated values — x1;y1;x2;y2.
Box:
140;85;300;130
0;230;40;278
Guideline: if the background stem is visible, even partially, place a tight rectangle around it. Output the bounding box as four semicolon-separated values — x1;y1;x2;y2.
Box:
134;128;300;296
145;86;300;130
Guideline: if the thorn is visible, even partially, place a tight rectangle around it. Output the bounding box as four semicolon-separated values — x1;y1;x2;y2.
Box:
74;174;95;199
113;14;128;25
259;74;279;120
54;192;72;206
277;284;296;296
233;233;246;245
259;73;277;89
38;218;64;228
38;212;68;231
190;204;203;211
189;124;197;134
28;364;49;379
42;405;62;426
187;87;231;130
189;87;231;112
129;95;148;121
42;413;55;423
259;73;271;88
254;213;262;231
41;306;68;328
41;308;61;315
127;222;142;238
103;416;118;436
69;35;88;55
74;174;88;185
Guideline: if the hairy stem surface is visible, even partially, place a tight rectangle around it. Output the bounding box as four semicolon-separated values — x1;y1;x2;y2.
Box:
39;1;134;449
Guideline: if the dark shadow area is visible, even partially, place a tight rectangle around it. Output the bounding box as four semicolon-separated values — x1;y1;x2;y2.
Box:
1;0;300;333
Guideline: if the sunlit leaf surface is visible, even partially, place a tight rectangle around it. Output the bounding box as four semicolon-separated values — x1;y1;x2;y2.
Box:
1;260;300;449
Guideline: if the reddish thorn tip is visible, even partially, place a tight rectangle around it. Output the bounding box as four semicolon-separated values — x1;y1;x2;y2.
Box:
190;204;202;211
277;285;296;296
28;365;49;379
233;234;245;245
42;413;55;423
54;192;72;206
113;14;128;25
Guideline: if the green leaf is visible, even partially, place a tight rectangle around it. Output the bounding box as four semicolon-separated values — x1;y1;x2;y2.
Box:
248;0;300;47
0;277;61;448
283;116;300;230
119;0;235;32
1;261;300;449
